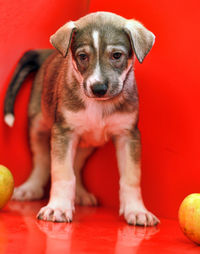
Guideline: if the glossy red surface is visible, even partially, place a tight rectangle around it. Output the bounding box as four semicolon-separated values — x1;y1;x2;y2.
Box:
1;2;200;252
0;201;199;254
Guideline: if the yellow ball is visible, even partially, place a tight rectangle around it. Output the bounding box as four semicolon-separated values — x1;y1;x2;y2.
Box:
0;165;14;209
178;193;200;245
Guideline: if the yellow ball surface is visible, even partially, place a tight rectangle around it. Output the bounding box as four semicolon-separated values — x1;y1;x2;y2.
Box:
178;193;200;245
0;165;14;209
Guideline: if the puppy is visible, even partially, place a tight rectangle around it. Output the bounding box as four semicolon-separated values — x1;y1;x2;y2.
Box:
4;12;159;226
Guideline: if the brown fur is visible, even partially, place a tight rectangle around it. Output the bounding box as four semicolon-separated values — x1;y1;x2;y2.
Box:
5;12;158;226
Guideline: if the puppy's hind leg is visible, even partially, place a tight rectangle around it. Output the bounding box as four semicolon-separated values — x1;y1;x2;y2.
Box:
12;114;50;201
74;147;98;206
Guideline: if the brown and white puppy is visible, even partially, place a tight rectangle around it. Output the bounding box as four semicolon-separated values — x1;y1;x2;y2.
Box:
4;12;159;226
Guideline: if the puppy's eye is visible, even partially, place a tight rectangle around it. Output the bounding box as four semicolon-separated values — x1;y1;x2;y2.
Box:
112;52;122;60
78;53;89;61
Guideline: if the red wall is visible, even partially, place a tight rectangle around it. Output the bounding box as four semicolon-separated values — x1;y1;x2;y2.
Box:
1;0;200;219
0;0;89;185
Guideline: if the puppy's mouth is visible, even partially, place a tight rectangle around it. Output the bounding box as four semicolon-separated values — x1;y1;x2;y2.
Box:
93;96;111;101
84;89;123;101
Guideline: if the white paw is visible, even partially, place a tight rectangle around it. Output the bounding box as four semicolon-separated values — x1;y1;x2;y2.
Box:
119;185;160;226
12;183;44;201
75;186;98;206
37;205;73;222
123;209;160;226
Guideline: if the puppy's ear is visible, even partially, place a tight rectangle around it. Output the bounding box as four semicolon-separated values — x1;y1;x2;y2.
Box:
50;21;77;57
125;20;155;63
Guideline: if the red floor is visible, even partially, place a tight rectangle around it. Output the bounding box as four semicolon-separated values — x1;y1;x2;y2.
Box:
0;201;199;254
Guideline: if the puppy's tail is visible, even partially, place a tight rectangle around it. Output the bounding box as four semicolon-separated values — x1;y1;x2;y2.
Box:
4;49;53;127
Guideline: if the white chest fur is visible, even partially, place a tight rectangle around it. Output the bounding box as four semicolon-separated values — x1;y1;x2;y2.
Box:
62;100;137;147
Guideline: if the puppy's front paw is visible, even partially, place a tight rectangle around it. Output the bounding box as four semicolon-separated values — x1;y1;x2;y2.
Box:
124;210;160;226
37;206;73;223
12;183;44;201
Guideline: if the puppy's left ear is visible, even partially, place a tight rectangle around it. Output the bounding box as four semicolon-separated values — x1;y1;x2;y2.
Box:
50;21;77;57
125;20;155;63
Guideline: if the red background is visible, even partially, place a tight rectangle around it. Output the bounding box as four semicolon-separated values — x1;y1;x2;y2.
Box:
0;0;200;220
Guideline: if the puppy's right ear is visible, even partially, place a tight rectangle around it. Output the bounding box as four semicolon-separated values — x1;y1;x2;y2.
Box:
50;21;77;57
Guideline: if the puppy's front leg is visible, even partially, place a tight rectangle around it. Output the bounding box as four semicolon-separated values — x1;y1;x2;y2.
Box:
37;124;78;222
115;128;159;226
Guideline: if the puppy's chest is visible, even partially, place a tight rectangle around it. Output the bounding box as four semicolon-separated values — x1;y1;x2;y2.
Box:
63;103;136;147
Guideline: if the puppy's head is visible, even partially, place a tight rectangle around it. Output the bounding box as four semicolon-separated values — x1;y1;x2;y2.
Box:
50;12;155;100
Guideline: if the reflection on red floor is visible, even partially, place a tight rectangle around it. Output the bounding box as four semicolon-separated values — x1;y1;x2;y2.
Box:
0;201;199;253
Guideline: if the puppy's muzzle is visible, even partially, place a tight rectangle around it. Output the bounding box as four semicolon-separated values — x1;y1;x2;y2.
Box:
91;82;108;97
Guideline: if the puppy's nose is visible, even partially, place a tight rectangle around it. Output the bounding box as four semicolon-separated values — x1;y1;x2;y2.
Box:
91;83;108;97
